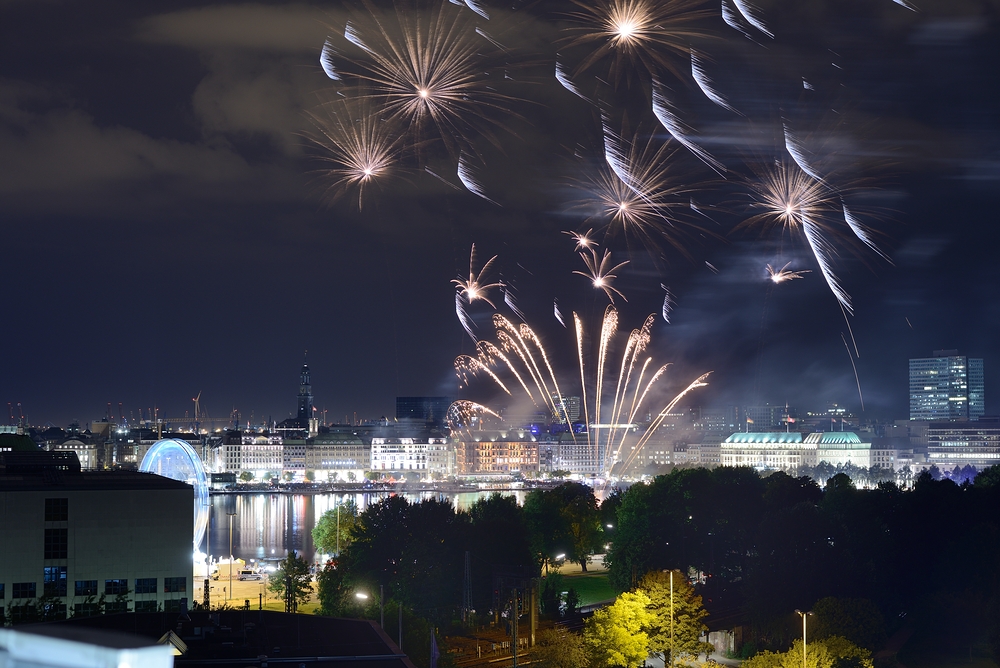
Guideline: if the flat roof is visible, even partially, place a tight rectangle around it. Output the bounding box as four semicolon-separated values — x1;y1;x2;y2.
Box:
0;470;193;492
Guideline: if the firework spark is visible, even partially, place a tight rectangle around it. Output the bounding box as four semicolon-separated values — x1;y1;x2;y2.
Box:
453;244;502;307
766;262;810;283
305;97;400;209
561;0;713;83
574;248;629;303
555;59;592;102
554;298;566;327
327;0;520;157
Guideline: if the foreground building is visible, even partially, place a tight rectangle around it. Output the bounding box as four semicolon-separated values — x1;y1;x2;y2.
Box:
0;450;192;622
719;431;887;471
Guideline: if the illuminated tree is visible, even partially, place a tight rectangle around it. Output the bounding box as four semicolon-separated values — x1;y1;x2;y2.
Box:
638;570;712;663
741;636;872;668
583;590;653;668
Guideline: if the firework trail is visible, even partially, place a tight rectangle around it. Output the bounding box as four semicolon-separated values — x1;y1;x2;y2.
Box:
503;286;526;322
555;59;592;102
456;292;477;341
660;284;675;322
554;299;567;327
574;248;629;303
731;0;773;38
721;0;753;39
841;332;865;411
783;122;824;182
892;0;918;11
691;48;740;114
766;262;810;283
453;244;502;307
462;0;489;20
456;305;709;477
304;96;401;209
843;202;890;261
652;81;726;175
458;154;498;204
320;40;341;80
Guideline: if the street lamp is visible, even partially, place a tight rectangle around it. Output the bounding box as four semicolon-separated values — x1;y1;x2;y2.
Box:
795;610;813;668
356;586;384;628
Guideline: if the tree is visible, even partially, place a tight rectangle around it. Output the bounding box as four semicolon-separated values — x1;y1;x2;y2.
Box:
312;498;359;556
268;550;312;610
638;570;712;664
239;471;253;482
305;470;316;482
533;629;589;668
741;636;872;668
583;590;654;668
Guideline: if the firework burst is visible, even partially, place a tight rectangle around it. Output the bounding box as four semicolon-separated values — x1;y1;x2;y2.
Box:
737;157;887;315
328;0;521;158
453;244;502;307
766;262;810;283
574;248;629;303
304;96;401;209
561;0;713;84
571;123;708;258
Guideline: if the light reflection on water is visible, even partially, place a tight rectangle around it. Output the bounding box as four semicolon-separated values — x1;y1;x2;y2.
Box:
205;490;526;564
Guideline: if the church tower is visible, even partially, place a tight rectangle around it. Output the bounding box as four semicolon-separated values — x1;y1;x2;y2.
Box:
297;359;314;424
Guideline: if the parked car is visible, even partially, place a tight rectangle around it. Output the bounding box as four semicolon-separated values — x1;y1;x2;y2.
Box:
238;570;262;581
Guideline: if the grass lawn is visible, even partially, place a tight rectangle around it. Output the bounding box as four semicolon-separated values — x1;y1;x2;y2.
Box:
562;572;616;606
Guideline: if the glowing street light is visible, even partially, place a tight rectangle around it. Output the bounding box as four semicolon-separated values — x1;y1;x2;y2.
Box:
795;610;814;668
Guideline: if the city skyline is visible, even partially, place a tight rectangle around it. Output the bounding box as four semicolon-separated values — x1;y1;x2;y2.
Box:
2;0;999;427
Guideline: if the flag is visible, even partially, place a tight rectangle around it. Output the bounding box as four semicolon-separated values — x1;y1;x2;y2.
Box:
746;418;754;424
430;630;440;668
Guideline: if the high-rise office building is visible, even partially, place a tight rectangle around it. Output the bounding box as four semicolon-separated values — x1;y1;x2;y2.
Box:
909;350;985;421
395;397;452;427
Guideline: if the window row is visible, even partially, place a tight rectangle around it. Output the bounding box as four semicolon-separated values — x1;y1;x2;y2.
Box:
0;577;188;599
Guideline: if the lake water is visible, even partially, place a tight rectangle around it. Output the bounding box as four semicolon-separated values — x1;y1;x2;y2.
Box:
204;489;527;565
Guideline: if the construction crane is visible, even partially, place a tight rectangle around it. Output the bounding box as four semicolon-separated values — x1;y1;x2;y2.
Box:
156;392;236;436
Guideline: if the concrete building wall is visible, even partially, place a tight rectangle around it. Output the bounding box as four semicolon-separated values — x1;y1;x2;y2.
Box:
0;481;192;617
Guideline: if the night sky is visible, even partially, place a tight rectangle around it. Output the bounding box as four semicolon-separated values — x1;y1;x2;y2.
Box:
2;0;999;427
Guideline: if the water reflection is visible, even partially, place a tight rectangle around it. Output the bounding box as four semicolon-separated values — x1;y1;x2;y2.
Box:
204;490;526;564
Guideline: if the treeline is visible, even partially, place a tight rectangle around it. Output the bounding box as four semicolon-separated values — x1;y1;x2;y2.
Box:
606;465;1000;656
315;482;606;622
317;466;1000;663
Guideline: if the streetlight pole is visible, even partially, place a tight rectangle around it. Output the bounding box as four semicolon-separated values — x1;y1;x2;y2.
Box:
795;610;812;668
669;571;674;668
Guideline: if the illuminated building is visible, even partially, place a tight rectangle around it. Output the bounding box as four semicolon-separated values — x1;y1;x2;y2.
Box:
0;450;193;622
719;431;893;471
926;419;1000;470
909;350;985;421
454;431;539;475
44;439;98;470
370;437;443;474
304;434;370;481
721;432;814;470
